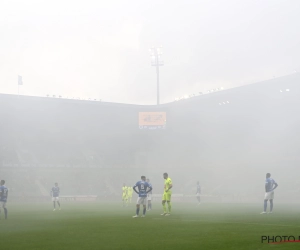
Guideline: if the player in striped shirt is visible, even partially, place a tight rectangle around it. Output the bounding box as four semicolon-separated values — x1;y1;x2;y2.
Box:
132;176;152;218
51;183;61;211
260;173;278;214
0;180;8;219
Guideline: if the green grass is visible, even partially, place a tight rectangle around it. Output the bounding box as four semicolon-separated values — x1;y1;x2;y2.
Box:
1;202;300;249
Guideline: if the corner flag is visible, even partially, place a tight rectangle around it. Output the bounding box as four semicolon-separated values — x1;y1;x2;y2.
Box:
18;75;23;85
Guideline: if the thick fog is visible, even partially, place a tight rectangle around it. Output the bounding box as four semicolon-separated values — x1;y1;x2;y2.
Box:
1;73;300;203
1;0;300;104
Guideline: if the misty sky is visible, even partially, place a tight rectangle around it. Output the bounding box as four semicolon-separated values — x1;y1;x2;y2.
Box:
1;0;300;104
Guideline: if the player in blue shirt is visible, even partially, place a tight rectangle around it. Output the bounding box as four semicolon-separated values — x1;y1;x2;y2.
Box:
261;173;278;214
196;181;201;204
132;176;152;218
50;183;61;211
0;180;8;219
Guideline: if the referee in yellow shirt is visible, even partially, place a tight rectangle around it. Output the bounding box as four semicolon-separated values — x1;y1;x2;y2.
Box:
161;173;172;216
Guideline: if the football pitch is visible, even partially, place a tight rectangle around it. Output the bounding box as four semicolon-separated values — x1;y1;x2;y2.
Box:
1;202;300;250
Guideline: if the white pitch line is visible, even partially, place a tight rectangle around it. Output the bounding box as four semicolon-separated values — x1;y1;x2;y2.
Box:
152;218;300;227
183;220;300;228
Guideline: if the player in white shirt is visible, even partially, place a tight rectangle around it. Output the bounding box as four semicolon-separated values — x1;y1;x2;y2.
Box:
146;178;152;211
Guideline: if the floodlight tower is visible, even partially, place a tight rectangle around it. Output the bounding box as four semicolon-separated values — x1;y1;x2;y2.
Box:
150;46;164;105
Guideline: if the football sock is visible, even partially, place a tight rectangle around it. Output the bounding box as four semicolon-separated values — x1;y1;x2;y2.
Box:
136;207;140;215
270;200;273;212
57;201;61;207
264;200;267;212
167;202;172;213
162;202;167;213
53;201;56;208
143;207;146;215
4;208;7;219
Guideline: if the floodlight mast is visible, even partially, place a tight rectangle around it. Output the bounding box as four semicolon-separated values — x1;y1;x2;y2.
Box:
150;46;164;105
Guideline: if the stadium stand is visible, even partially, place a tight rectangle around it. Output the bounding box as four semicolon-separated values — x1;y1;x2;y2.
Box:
1;73;300;202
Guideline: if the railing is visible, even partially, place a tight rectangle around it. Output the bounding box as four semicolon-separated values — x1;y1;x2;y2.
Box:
59;195;98;202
